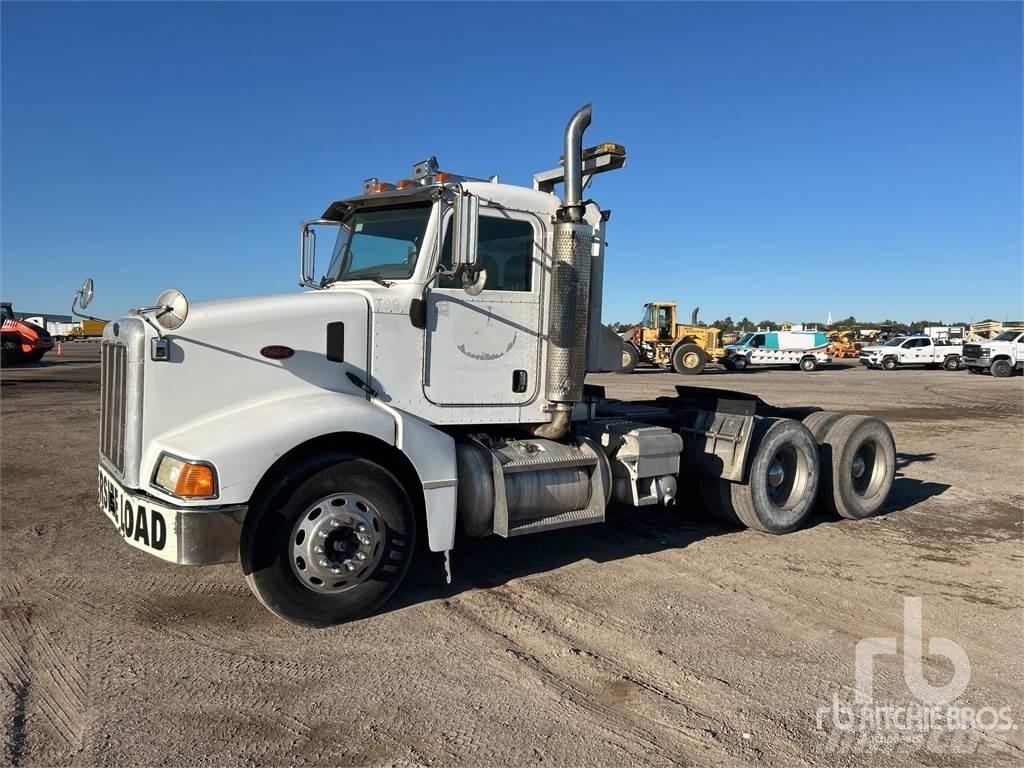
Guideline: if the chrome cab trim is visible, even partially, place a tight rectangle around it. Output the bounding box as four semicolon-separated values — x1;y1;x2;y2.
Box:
100;317;146;487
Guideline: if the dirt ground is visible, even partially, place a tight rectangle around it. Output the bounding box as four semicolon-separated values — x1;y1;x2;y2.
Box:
2;346;1022;768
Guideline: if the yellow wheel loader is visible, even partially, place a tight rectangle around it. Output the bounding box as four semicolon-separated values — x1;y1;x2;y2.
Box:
620;302;725;375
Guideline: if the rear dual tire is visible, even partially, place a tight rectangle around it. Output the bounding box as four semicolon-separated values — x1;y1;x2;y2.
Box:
699;418;819;534
804;412;895;520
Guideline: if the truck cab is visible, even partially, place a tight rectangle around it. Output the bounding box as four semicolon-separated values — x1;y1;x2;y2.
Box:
962;330;1024;377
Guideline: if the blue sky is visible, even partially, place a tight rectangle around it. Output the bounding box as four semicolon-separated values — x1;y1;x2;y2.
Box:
2;1;1021;325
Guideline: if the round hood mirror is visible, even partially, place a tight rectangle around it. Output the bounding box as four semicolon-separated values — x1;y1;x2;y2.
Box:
79;278;95;309
155;288;189;330
462;265;487;297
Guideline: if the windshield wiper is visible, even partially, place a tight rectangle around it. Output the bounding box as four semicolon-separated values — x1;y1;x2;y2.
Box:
342;275;394;288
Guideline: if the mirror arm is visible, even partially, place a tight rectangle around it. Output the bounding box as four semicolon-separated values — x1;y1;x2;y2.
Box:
129;304;173;339
70;295;107;323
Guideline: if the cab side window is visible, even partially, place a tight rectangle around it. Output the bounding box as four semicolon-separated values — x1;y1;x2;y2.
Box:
750;334;765;348
438;214;534;292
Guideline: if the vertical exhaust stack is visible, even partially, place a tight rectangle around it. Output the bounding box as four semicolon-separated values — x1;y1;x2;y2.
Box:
534;104;596;440
561;104;592;223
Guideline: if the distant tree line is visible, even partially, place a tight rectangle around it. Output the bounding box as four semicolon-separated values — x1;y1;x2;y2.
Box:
610;316;974;333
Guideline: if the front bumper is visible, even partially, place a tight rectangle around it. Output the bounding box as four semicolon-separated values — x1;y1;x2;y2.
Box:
961;356;992;369
99;463;245;565
859;357;879;367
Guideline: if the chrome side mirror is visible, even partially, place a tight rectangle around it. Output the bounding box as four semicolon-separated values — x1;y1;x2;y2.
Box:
78;278;94;309
72;277;105;321
452;188;479;271
462;265;487;296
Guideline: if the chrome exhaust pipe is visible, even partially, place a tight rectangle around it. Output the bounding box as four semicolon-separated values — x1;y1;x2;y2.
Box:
562;103;592;223
533;105;595;441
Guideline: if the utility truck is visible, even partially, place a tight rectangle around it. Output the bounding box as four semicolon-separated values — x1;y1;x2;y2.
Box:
94;106;897;627
722;330;832;372
962;330;1024;377
859;336;963;371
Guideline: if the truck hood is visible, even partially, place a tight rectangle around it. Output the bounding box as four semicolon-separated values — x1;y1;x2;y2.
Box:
111;289;373;456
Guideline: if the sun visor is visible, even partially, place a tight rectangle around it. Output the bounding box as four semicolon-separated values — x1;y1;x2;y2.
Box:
321;185;439;221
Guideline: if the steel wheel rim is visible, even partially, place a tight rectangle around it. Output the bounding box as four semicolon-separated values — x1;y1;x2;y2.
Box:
851;439;885;498
683;351;700;368
622;350;632;367
289;493;385;593
765;444;808;511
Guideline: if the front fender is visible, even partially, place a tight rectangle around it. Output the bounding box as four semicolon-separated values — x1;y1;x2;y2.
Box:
142;391;458;552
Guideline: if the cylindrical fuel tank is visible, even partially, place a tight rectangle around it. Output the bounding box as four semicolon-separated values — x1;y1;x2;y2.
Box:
505;466;591;523
455;438;608;536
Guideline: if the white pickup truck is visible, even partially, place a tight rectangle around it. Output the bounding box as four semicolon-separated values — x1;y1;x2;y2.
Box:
859;336;963;371
961;330;1024;377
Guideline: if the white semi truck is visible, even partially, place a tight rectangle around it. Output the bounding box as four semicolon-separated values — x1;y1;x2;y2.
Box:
94;106;897;626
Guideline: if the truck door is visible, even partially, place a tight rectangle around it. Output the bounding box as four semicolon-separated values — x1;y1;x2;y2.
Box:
423;208;544;406
901;338;923;363
1016;333;1024;364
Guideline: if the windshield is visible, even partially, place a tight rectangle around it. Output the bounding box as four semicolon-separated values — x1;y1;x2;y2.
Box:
641;305;654;328
735;333;754;345
992;331;1022;342
883;337;907;346
324;203;432;283
0;305;12;322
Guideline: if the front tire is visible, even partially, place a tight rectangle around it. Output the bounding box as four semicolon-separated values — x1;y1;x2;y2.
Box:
671;343;707;375
881;356;898;371
991;358;1012;378
1;341;22;366
731;355;749;372
618;343;640;374
242;455;416;627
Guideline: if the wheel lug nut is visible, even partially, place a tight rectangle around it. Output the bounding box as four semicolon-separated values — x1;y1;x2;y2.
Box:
356;552;367;561
330;567;341;575
318;559;330;568
314;545;325;554
317;530;328;538
345;562;356;572
329;519;341;528
356;524;367;533
360;536;371;546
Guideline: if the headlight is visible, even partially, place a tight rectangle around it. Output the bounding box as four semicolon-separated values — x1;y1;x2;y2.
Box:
153;453;217;498
981;348;992;356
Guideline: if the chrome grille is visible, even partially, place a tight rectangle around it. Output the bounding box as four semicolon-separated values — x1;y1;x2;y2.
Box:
100;341;128;471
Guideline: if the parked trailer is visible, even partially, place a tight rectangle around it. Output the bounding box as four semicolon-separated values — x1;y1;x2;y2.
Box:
722;330;832;372
93;106;897;626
